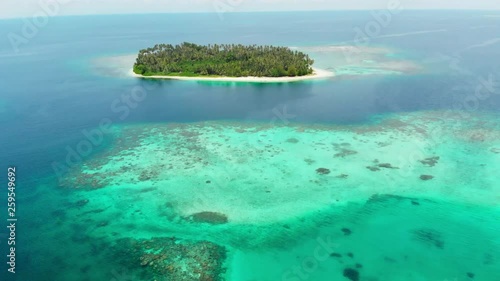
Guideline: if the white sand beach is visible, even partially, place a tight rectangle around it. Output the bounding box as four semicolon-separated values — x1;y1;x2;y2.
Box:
129;67;335;82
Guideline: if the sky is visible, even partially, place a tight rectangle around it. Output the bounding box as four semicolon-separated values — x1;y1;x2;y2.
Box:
2;0;500;19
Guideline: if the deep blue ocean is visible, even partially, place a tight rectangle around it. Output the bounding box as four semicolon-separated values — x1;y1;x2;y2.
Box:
0;11;499;281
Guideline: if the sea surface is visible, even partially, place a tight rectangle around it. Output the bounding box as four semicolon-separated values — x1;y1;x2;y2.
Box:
0;11;499;281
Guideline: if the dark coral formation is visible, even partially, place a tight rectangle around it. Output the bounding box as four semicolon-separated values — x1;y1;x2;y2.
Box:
366;162;398;171
367;194;412;204
483;253;493;265
139;170;160;181
384;256;397;263
286;138;299;143
343;268;360;281
112;237;226;281
316;168;331;175
420;175;434;181
139;187;156;193
334;148;358;158
75;199;89;207
341;228;352;236
366;166;381;172
304;158;316;165
420;156;440;167
51;209;66;220
412;228;444;249
189;211;228;224
79;207;109;216
366;194;433;206
377;163;399;169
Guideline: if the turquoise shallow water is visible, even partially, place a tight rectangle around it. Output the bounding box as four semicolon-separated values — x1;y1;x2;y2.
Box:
0;11;499;281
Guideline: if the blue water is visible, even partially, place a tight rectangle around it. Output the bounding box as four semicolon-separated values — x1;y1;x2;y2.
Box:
0;11;499;281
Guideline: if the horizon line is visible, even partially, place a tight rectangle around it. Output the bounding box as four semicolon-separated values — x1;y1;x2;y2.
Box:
2;8;500;20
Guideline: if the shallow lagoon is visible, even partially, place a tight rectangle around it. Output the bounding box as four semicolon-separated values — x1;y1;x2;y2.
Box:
27;111;498;281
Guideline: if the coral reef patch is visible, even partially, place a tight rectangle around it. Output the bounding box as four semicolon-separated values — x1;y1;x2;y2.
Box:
343;268;360;281
112;237;227;281
316;168;331;175
334;148;358;158
412;228;445;249
420;156;440;167
420;175;434;181
189;211;229;225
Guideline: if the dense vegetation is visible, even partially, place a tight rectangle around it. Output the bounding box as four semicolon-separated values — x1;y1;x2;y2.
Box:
133;42;314;77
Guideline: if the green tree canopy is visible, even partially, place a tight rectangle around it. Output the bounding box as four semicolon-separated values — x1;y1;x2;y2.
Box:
133;42;314;77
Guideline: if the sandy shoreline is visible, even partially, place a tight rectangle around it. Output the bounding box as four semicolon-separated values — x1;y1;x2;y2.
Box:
93;44;421;81
129;67;334;82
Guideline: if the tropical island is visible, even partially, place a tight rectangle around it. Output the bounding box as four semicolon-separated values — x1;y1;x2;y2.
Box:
132;42;334;82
